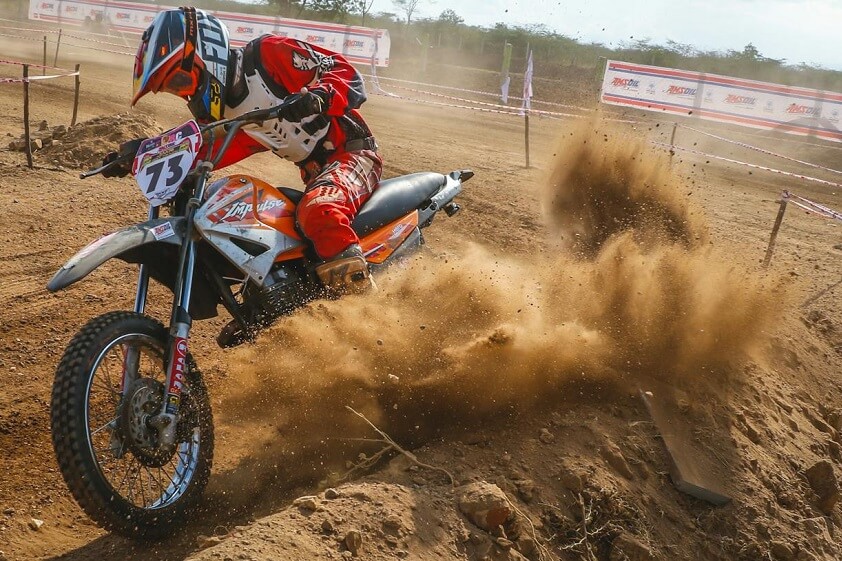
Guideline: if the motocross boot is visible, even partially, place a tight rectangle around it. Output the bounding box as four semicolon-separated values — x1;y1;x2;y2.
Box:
315;244;376;296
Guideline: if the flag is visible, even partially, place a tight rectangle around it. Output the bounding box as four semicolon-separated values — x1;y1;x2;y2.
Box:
501;76;511;104
521;49;533;113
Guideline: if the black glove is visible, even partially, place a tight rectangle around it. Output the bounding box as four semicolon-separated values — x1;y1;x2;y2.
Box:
101;138;145;178
280;89;329;122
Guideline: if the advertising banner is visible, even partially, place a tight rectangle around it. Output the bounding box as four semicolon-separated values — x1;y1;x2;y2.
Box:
601;60;842;143
28;0;390;66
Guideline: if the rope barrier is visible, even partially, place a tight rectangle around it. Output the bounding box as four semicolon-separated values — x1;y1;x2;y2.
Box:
676;123;842;176
0;58;70;72
783;191;842;222
652;141;842;189
375;82;582;119
364;73;593;113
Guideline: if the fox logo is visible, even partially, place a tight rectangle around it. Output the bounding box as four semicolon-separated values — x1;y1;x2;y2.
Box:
291;41;335;77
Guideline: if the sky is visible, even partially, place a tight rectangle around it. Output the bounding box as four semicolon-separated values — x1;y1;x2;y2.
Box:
368;0;842;71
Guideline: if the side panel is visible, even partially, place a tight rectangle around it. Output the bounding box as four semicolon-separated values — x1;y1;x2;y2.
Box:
360;211;419;264
47;218;185;292
196;174;305;285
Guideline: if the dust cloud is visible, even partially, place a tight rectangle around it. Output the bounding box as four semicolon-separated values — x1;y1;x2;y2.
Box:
212;120;783;503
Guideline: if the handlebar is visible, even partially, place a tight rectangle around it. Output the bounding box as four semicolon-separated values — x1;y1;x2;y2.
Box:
79;152;133;179
81;95;301;179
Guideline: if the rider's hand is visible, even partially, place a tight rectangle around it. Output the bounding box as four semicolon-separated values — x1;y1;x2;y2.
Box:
101;138;145;178
280;88;328;122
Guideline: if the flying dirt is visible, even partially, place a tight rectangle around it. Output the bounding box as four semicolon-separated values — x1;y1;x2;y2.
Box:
216;121;785;504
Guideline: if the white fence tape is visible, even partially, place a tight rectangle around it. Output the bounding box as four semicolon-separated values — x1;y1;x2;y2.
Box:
653;142;842;189
676;123;842;176
783;191;842;222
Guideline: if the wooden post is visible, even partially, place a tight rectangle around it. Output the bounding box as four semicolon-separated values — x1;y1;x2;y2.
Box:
669;122;678;166
53;28;62;67
42;36;47;76
524;113;530;168
23;65;32;169
763;197;789;267
523;43;531;169
71;64;80;126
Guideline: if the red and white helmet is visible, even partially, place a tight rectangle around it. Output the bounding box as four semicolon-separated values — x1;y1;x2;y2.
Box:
132;7;230;120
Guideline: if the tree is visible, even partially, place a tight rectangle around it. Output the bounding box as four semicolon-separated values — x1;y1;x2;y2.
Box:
392;0;423;25
358;0;375;26
438;9;462;25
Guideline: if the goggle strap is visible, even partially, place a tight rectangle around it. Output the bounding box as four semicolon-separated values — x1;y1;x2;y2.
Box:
181;6;198;73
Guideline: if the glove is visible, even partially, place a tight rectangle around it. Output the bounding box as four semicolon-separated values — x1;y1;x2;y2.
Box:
280;88;329;122
101;138;145;178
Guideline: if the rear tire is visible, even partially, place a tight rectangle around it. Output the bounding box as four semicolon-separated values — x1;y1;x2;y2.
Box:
51;311;213;539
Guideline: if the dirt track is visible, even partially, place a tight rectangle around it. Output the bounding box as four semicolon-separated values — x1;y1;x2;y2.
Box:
1;25;842;561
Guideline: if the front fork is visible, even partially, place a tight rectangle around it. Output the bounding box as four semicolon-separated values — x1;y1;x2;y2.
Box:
133;164;212;451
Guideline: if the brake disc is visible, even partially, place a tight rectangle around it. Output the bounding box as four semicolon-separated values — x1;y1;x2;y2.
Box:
120;378;173;468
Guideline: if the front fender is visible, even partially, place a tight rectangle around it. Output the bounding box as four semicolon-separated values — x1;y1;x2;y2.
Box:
47;217;186;292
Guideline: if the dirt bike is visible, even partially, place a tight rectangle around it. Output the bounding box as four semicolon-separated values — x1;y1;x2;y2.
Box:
48;99;472;538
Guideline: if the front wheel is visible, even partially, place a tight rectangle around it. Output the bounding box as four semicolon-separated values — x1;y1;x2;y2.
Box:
51;311;213;539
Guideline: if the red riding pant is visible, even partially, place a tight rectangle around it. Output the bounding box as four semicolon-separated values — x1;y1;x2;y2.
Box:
296;149;382;260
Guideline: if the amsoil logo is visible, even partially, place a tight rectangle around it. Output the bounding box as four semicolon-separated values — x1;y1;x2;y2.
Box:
40;2;54;9
236;26;254;34
611;77;639;88
666;85;697;96
344;39;365;48
724;94;757;105
786;103;820;116
306;35;325;44
115;12;130;20
64;5;78;12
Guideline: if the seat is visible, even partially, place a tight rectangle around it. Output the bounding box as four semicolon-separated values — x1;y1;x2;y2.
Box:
278;186;304;205
352;172;445;236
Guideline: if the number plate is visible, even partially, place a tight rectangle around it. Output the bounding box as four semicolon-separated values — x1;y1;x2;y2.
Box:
132;121;202;207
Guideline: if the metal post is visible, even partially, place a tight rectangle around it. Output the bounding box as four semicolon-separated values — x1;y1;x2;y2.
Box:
53;28;62;67
71;64;80;126
42;36;47;75
763;197;789;267
23;65;32;169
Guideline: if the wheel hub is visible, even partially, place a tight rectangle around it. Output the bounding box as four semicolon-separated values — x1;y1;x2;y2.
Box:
120;378;173;467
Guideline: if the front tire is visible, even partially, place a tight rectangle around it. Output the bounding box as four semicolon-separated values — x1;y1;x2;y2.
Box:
51;311;213;539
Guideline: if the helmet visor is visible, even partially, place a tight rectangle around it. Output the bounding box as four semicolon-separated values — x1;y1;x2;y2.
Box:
131;11;186;105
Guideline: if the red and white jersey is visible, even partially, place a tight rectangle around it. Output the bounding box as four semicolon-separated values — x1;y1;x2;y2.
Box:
200;35;373;167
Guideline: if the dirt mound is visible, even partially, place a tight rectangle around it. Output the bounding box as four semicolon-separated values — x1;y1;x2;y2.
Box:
38;112;161;169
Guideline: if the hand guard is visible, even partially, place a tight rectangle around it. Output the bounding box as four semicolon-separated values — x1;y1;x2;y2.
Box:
280;89;328;122
101;138;145;178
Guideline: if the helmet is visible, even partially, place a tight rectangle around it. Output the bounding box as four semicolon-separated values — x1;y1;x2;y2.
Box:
132;7;230;121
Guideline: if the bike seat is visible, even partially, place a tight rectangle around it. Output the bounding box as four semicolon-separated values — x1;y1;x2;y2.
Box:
278;186;304;205
352;172;446;236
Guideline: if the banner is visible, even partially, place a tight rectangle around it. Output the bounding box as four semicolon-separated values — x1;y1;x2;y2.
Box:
521;48;533;112
601;60;842;143
28;0;390;66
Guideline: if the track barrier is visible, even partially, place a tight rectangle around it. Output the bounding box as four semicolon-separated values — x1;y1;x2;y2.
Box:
763;191;842;267
1;58;81;168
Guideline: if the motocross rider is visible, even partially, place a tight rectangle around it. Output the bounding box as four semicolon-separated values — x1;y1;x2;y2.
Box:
106;7;380;294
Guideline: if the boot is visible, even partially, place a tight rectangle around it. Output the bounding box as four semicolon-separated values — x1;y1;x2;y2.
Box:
315;244;376;296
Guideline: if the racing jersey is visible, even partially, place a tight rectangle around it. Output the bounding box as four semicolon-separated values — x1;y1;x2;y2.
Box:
199;35;374;168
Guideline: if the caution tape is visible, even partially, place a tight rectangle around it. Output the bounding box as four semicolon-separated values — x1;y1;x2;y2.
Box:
373;81;582;119
782;191;842;222
676;124;842;176
363;73;593;113
653;141;842;189
0;57;70;72
0;30;134;55
0;71;80;84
